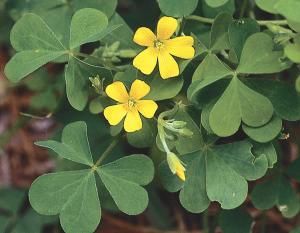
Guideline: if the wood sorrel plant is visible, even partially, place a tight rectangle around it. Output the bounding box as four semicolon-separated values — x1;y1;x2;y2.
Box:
3;0;300;232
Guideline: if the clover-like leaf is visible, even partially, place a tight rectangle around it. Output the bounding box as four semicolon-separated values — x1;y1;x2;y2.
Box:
30;121;154;233
5;8;111;110
251;176;300;218
242;115;282;143
161;140;269;213
5;13;67;82
157;0;199;17
209;77;274;137
237;32;291;74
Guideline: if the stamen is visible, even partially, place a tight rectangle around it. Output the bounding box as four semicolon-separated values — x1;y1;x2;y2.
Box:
154;40;164;49
127;98;136;109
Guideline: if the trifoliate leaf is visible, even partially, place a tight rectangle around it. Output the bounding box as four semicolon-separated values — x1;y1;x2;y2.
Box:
157;0;199;17
252;142;277;168
255;0;279;13
209;77;273;137
160;140;269;212
242;115;282;143
285;43;300;63
237;33;291;74
274;0;300;23
30;121;155;233
251;176;300;218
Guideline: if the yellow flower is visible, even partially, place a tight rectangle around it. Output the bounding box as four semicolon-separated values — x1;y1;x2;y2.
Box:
103;79;158;132
133;16;195;79
167;152;186;181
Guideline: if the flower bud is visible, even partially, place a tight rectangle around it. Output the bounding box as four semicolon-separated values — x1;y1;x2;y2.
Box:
170;120;187;129
118;49;138;58
178;128;194;137
167;152;186;181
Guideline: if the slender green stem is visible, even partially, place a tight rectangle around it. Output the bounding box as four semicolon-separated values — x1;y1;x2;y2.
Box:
185;15;288;26
239;0;248;18
94;137;119;167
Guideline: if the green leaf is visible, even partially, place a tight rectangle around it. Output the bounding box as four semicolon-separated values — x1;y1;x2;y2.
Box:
0;188;25;214
285;43;300;63
0;216;9;232
246;79;300;121
287;158;300;182
255;0;279;13
157;0;199;17
205;0;229;7
296;76;300;92
209;77;273;137
162;140;268;212
219;208;253;233
10;13;65;51
29;170;101;233
252;142;277;168
179;154;210;213
97;155;154;215
36;121;93;166
5;50;66;83
242;115;282;143
127;119;156;148
275;0;300;23
210;13;232;50
251;176;300;218
69;8;108;49
237;32;290;74
13;209;55;233
188;54;232;102
228;18;260;60
291;227;300;233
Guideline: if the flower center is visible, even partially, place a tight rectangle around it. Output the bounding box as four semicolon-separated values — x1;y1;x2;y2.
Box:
127;98;137;109
154;40;164;49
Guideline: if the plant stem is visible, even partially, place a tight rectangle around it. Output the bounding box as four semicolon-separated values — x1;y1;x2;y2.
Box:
185;15;288;26
239;0;248;18
94;137;119;167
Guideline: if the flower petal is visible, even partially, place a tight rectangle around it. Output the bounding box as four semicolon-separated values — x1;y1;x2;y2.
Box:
158;48;179;79
133;27;156;47
105;81;129;103
165;36;195;59
130;80;150;100
124;109;142;132
137;100;158;118
104;104;127;125
157;16;178;40
133;47;158;75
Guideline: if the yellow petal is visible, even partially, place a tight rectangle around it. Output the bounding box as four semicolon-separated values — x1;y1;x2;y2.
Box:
158;48;179;79
133;27;156;47
129;80;150;100
124;109;142;132
103;104;127;125
133;47;158;75
137;100;158;118
165;36;195;59
105;81;129;103
157;16;178;40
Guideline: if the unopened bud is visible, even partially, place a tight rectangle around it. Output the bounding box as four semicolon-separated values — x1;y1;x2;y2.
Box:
171;120;187;129
167;152;186;181
178;128;193;137
118;49;138;58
